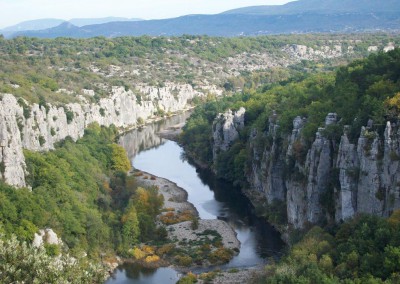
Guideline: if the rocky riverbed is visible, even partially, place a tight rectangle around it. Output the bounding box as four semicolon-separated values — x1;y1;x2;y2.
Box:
133;169;240;265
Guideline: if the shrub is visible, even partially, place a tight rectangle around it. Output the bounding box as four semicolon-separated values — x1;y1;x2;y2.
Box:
175;255;193;266
177;272;197;284
38;135;46;146
145;255;160;263
0;235;107;283
191;218;199;230
131;247;146;260
208;248;234;264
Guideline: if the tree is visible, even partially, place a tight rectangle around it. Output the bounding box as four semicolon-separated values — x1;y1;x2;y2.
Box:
121;206;140;249
110;144;131;172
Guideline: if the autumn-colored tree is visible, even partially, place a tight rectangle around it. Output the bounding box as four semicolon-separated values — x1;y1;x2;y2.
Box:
110;144;131;172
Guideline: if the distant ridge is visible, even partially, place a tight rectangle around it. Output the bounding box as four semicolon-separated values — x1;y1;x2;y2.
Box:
0;17;142;37
3;0;400;38
223;0;400;15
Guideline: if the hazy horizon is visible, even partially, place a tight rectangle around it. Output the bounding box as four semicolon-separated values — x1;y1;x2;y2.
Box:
0;0;293;29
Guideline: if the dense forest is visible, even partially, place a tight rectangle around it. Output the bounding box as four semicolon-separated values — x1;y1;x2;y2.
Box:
0;123;167;282
180;49;400;283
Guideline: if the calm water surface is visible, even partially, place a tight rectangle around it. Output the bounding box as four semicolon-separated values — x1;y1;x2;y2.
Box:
107;114;284;283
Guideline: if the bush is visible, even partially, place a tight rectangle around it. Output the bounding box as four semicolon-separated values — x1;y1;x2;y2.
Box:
0;235;107;283
175;255;193;266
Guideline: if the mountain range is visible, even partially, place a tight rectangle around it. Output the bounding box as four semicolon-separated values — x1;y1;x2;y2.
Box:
2;0;400;38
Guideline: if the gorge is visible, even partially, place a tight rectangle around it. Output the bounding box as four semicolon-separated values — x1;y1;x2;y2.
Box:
1;34;400;283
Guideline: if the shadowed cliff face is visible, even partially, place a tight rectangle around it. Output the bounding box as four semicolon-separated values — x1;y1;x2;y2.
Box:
212;109;400;229
0;85;201;187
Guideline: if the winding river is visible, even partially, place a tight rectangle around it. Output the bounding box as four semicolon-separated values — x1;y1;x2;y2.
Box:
106;113;284;283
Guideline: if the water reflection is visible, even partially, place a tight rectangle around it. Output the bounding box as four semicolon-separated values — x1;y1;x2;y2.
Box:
111;113;284;283
133;140;284;268
105;263;179;284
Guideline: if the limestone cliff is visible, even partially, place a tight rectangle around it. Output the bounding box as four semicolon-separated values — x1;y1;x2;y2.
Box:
212;107;245;163
0;83;207;187
211;109;400;229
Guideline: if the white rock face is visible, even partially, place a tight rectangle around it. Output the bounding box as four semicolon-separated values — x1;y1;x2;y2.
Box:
283;44;347;61
0;94;26;187
238;111;400;229
32;228;62;248
384;43;395;52
368;46;379;52
212;107;245;162
0;83;205;187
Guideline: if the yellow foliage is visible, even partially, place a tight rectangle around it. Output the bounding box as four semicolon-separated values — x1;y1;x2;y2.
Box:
319;254;333;272
385;92;400;117
388;209;400;227
142;245;155;254
145;255;160;263
386;92;400;109
136;187;149;206
209;247;234;264
110;144;131;172
163;208;175;212
131;247;146;260
159;210;194;225
102;181;111;192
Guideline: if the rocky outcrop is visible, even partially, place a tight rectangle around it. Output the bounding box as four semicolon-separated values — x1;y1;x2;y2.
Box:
32;228;62;248
0;95;26;187
0;83;205;187
283;44;345;61
211;108;400;229
336;122;400;221
212;107;245;162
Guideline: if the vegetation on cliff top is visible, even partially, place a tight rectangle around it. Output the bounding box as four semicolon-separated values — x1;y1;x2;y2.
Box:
181;48;400;186
0;34;398;105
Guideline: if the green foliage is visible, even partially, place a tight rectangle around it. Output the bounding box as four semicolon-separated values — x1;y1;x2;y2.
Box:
17;98;31;119
1;34;394;109
65;108;74;124
182;49;400;226
177;272;198;284
191;217;199;230
0;123;163;265
38;135;46;146
253;214;400;283
0;235;106;283
121;206;140;249
99;107;105;117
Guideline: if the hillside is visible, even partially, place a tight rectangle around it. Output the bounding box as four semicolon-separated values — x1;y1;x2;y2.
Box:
223;0;400;15
3;34;398;107
4;0;400;38
0;17;140;38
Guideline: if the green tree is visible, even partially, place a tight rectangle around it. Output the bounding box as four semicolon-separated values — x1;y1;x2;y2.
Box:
122;206;140;249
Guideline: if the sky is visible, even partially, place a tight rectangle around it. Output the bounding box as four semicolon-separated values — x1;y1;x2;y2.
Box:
0;0;293;29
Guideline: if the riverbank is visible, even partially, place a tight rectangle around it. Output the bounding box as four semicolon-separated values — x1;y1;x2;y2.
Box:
132;169;240;267
197;266;263;284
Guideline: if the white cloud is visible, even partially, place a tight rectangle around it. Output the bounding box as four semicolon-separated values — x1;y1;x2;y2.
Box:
0;0;293;28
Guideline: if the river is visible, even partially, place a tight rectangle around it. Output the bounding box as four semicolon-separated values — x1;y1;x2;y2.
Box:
106;113;284;283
